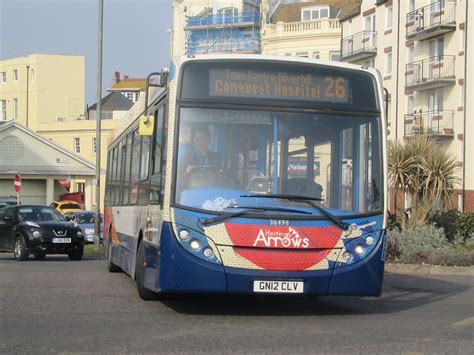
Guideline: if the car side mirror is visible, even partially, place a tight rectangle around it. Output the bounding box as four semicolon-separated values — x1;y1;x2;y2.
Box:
64;216;71;221
3;216;13;221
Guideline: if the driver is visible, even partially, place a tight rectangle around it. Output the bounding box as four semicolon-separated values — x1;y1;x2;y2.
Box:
181;127;222;173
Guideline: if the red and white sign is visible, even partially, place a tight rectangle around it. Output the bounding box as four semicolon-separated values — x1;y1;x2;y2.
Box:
14;174;22;192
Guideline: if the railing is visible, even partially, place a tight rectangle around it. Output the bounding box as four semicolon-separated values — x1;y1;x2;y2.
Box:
186;39;261;55
405;55;455;87
406;1;456;37
186;12;261;27
280;19;340;32
404;110;454;137
341;30;377;59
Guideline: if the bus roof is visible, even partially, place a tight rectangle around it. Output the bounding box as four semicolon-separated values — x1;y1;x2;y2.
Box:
173;54;381;79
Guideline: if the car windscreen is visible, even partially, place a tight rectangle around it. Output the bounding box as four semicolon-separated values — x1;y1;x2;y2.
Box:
18;207;64;222
75;213;95;224
59;204;80;210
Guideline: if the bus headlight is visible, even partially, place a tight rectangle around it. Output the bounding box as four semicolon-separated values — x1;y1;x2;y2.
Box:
174;225;222;264
335;232;382;268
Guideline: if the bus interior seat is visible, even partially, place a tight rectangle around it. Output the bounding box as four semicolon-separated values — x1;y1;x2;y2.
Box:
282;178;323;199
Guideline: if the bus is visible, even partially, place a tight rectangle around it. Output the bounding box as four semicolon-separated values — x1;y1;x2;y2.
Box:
104;55;387;300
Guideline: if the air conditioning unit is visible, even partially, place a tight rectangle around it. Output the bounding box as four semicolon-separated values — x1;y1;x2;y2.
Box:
56;117;67;122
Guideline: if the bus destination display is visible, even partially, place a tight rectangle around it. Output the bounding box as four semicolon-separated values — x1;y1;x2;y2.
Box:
209;68;350;103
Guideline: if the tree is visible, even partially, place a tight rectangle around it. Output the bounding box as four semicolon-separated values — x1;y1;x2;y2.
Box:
388;136;460;229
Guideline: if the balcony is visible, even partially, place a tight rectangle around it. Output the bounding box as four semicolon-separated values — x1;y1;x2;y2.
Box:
406;1;456;41
186;12;261;30
405;55;455;90
404;110;454;138
341;31;377;62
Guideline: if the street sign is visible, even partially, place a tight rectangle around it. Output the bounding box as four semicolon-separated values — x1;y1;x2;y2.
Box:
14;174;22;193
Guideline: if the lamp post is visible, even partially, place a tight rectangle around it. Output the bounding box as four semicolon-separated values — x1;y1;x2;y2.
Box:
94;0;104;249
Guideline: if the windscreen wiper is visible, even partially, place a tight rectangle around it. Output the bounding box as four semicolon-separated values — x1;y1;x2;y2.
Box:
200;205;312;227
241;194;350;231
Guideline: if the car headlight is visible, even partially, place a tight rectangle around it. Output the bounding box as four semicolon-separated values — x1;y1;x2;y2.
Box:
174;225;221;264
335;231;383;268
25;221;40;228
32;230;42;239
85;228;94;234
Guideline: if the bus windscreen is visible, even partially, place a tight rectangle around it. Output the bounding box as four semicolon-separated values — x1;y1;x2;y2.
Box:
180;61;379;110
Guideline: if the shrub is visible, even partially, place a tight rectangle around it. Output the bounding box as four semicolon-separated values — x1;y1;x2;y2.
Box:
402;248;474;267
387;224;449;262
428;209;460;242
456;212;474;242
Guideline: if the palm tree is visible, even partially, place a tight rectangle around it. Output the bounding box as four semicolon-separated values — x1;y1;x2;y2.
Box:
388;136;460;229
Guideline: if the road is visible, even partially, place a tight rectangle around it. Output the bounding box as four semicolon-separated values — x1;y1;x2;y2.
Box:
0;252;473;354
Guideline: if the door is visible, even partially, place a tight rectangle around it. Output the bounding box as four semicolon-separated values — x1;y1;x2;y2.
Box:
364;15;376;50
428;90;444;131
0;208;16;251
429;37;444;80
429;0;445;27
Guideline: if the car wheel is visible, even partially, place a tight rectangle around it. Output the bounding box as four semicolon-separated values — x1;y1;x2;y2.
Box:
33;251;46;260
107;237;121;272
136;240;159;300
14;236;29;261
68;247;84;261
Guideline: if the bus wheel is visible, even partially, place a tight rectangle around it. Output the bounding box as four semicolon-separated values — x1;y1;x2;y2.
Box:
136;240;159;301
107;238;121;273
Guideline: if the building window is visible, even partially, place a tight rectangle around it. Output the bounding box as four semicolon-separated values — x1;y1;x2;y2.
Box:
74;138;81;153
13;98;18;120
13;69;18;82
408;0;415;13
92;137;97;154
0;72;6;83
100;111;113;119
301;6;329;21
0;100;6;120
296;52;309;58
386;6;393;30
330;51;341;61
385;52;392;75
30;68;35;81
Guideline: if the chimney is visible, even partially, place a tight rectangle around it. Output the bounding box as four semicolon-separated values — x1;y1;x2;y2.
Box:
113;71;121;85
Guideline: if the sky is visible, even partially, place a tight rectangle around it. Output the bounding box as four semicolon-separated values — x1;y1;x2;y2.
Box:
0;0;173;106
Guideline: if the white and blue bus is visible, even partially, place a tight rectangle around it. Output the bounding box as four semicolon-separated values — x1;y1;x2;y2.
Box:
104;55;387;300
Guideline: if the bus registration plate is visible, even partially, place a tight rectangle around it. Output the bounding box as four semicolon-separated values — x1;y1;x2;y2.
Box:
253;280;304;293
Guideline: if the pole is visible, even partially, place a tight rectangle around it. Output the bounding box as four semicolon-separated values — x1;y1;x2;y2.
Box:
94;0;104;249
26;65;29;128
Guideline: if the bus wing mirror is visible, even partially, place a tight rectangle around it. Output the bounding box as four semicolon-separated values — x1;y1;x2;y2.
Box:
139;114;155;136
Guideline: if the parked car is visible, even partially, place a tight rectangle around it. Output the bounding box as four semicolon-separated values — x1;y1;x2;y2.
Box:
0;205;84;260
64;211;103;244
0;196;18;206
50;200;82;214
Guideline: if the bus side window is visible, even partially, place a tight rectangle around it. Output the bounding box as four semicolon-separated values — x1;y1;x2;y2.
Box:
122;133;133;205
130;129;141;205
150;104;165;203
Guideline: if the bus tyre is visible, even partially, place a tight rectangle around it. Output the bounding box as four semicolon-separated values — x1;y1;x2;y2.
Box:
68;247;84;261
107;239;121;272
14;236;29;261
136;240;159;301
33;251;46;260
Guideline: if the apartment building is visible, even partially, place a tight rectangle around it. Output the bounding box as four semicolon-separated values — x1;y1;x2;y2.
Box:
340;0;472;211
107;71;146;103
0;54;85;130
172;0;262;58
261;0;360;60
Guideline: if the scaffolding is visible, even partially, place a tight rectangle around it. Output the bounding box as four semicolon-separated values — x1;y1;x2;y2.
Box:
185;3;261;55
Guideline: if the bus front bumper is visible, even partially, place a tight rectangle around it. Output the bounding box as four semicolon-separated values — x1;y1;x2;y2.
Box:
157;223;384;296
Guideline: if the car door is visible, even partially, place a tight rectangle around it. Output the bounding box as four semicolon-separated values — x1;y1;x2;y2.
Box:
0;207;16;251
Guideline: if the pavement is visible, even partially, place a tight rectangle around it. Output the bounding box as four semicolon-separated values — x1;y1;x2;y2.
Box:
0;252;473;354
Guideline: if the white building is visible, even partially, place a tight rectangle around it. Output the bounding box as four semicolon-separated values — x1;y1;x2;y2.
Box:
340;0;473;212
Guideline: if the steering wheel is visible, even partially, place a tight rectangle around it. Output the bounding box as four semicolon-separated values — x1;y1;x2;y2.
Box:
185;165;240;189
